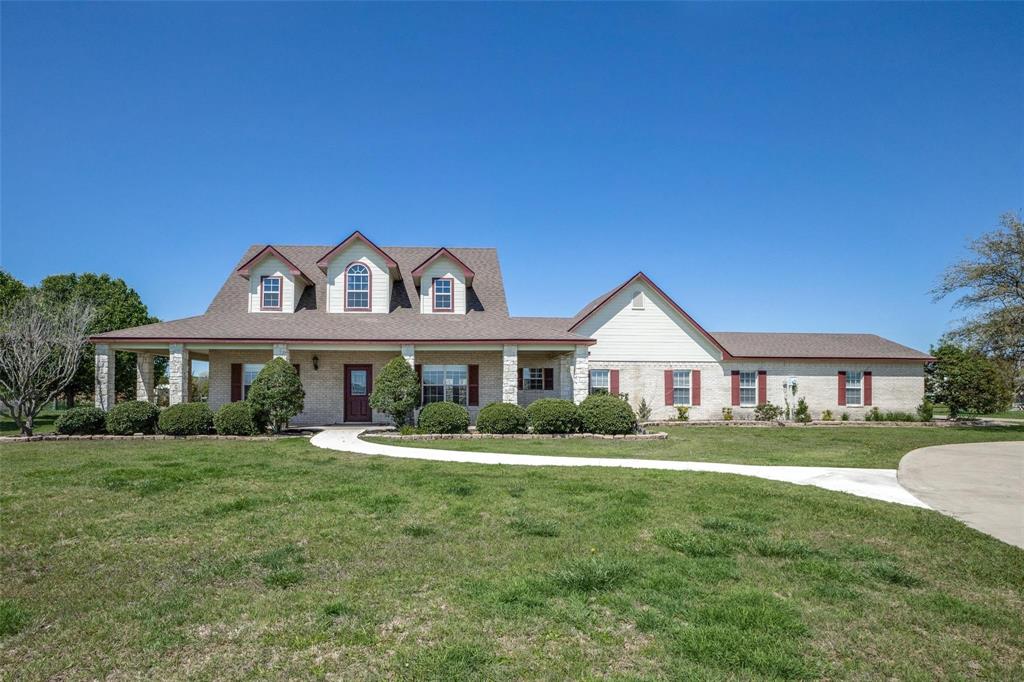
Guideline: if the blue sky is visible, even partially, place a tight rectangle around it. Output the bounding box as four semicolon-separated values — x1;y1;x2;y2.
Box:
2;2;1021;352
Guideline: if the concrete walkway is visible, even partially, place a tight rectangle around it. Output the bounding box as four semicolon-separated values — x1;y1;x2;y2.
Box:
899;441;1024;548
310;427;929;507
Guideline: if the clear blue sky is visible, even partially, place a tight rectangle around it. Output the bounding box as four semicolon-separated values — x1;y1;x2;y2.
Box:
2;2;1021;352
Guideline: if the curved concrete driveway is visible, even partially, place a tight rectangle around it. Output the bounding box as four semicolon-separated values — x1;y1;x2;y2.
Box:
310;427;928;507
899;441;1024;548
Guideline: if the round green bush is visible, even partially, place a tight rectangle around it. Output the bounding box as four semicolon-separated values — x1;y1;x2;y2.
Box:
214;401;260;436
476;402;528;434
54;406;107;435
578;394;637;435
417;401;469;434
105;400;161;435
526;399;580;434
158;402;214;436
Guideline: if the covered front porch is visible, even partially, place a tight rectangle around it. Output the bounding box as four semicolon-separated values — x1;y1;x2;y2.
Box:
94;341;592;426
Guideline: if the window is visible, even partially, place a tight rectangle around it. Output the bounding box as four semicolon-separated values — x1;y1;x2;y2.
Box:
632;290;645;310
421;365;468;405
260;276;281;310
672;370;691;405
523;368;545;390
589;369;610;394
845;371;863;406
242;363;265;399
739;371;757;407
346;263;370;310
432;277;453;311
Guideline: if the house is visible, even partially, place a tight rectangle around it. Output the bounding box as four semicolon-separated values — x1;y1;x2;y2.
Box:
90;231;931;423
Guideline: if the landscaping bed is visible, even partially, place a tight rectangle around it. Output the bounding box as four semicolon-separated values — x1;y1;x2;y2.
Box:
367;429;668;441
0;430;318;443
640;419;979;428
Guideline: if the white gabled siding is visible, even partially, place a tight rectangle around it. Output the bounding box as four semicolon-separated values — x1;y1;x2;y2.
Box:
325;243;391;313
419;258;467;315
247;256;297;313
577;281;720;362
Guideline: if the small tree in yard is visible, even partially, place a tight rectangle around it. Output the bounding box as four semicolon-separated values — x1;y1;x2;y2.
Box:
0;291;95;435
247;358;305;432
369;356;420;427
927;341;1012;418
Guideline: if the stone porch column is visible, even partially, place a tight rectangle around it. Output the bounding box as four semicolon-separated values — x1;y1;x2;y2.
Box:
559;353;573;400
135;352;156;403
168;343;190;406
94;344;115;410
401;344;415;368
273;343;289;361
502;344;518;404
571;344;589;404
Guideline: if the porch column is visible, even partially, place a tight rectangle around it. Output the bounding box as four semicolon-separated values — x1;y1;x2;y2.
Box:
94;344;115;410
135;352;156;403
571;344;589;404
272;343;289;361
168;343;190;405
559;353;573;400
401;344;415;368
502;344;518;404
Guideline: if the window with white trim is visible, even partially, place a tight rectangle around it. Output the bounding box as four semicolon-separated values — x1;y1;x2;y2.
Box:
421;365;468;406
346;263;370;309
589;369;610;394
243;363;265;399
845;371;863;406
261;276;281;310
672;370;691;405
433;278;453;311
523;368;544;390
739;371;757;407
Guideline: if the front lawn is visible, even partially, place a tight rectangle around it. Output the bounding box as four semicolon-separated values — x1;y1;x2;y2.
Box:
933;405;1024;420
2;439;1022;679
369;423;1024;469
0;406;64;436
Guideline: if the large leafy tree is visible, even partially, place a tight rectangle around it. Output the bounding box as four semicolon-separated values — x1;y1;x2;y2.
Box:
0;270;28;303
926;341;1013;418
933;212;1024;403
247;358;305;432
39;274;159;405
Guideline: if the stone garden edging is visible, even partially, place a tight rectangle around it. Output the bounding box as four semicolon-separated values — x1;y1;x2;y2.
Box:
367;430;669;441
640;419;975;428
0;433;314;444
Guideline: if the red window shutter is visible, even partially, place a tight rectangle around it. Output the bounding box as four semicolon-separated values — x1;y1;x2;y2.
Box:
731;370;740;406
543;367;554;391
415;364;422;383
757;370;767;405
692;370;701;406
293;363;300;376
838;371;847;406
517;369;524;390
610;369;619;395
664;370;674;405
864;371;872;406
468;364;479;406
231;363;242;402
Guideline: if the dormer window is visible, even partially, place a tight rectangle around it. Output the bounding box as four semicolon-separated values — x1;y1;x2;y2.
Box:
260;276;282;311
432;277;453;312
345;263;370;310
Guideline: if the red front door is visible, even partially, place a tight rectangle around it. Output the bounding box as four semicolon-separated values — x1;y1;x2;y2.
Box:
344;365;372;422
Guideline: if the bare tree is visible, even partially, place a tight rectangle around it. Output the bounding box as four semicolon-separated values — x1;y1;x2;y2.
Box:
0;291;96;435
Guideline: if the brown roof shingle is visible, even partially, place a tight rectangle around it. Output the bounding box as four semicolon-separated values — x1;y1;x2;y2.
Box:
711;332;932;360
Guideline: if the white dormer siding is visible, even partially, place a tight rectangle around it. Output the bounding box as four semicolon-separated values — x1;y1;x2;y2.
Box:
325;243;391;313
419;257;467;314
247;256;297;313
576;281;720;362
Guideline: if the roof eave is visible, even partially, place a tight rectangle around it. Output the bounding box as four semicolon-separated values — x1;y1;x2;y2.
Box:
235;245;313;284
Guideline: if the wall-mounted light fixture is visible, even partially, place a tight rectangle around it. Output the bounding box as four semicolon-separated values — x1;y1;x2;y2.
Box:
312;355;319;371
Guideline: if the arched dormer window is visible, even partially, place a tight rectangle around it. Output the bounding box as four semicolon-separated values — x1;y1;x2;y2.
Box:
345;263;370;310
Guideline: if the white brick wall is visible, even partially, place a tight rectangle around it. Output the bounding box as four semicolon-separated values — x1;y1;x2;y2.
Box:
591;360;925;420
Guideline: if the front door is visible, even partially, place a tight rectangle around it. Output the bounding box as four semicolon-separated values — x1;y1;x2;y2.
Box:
344;365;372;422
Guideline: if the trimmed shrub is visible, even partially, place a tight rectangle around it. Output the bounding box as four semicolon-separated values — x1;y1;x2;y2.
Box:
821;409;834;421
579;393;637;435
54;406;106;435
754;403;783;421
526;399;580;434
247;358;305;432
476;402;528;434
841;412;850;421
866;409;918;422
864;407;883;422
721;407;733;421
635;397;652;422
676;405;689;421
417;401;469;434
370;356;420;427
794;398;811;423
214;401;260;436
105;400;161;435
158;402;214;436
917;400;934;422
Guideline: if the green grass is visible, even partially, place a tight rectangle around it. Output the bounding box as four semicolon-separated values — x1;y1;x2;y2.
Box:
2;438;1023;679
0;406;65;436
368;423;1024;468
933;405;1024;420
